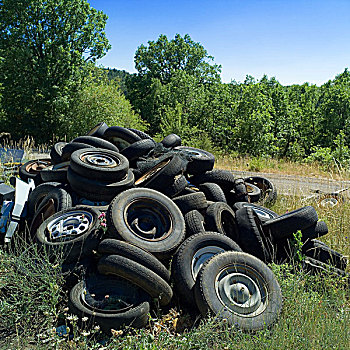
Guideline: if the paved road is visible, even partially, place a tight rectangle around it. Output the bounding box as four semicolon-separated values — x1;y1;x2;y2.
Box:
231;170;350;197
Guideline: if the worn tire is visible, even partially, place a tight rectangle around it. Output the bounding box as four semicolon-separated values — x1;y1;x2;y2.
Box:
72;136;119;153
172;232;242;307
302;239;347;270
86;122;108;138
175;146;215;175
191;169;236;193
184;210;206;236
173;192;208;214
103;126;141;150
98;239;170;282
235;207;274;262
70;148;129;181
232;202;278;222
161;133;182;148
194;251;283;331
205;202;237;237
244;176;277;206
106;188;186;259
262;206;318;240
69;275;150;333
98;254;173;306
50;142;67;165
198;183;226;203
301;221;328;241
121;139;156;162
67;167;134;202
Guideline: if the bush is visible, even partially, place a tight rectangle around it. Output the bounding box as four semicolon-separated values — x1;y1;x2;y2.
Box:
58;70;148;140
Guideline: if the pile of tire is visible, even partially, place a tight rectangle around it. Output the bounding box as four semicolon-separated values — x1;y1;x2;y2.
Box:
18;122;348;334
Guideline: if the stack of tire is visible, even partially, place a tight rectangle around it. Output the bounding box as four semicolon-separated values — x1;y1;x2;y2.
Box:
16;122;348;335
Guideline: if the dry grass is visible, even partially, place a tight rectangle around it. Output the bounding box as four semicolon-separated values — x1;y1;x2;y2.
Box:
216;155;350;180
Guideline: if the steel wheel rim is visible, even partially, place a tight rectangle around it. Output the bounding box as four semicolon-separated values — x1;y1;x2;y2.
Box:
191;246;225;280
124;197;173;241
215;264;268;317
25;160;51;174
320;197;338;208
46;210;93;241
80;152;119;168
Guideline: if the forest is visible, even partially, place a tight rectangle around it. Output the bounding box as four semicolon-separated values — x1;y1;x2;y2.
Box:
1;0;350;168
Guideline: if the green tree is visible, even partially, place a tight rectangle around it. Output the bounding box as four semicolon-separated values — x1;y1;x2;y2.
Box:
0;0;110;142
127;34;221;133
59;69;147;140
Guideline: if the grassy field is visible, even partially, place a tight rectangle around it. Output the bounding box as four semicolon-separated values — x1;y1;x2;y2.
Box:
0;153;349;349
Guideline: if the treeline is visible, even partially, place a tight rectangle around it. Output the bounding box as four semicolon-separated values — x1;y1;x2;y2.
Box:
1;0;349;167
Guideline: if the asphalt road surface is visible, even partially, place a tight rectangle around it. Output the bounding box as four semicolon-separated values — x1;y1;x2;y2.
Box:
232;170;350;197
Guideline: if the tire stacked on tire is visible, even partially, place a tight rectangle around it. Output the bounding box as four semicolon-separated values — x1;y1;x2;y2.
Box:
18;122;347;335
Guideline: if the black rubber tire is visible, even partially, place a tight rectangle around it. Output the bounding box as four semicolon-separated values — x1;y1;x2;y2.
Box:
244;176;277;206
161;133;182;148
121;139;155;162
98;254;173;306
106;188;186;259
232;202;278;222
231;178;249;203
40;161;69;183
262;206;318;240
245;183;261;203
61;142;95;161
205;202;237;238
198;183;226;203
191;169;236;193
50;142;67;165
70;148;129;181
19;158;52;184
302;257;350;282
235;207;274;262
163;175;188;198
171;232;243;307
194;251;283;331
127;128;154;141
175;146;215;175
27;182;63;218
103;126;141;150
98;239;170;282
172;192;208;214
302;239;347;270
184;210;206;236
35;206;102;263
134;155;185;192
72;136;119;153
69;275;150;333
301;221;328;241
29;187;73;238
67;167;134;202
86;122;109;138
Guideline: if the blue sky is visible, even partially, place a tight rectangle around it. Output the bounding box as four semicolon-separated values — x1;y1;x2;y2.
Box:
89;0;350;85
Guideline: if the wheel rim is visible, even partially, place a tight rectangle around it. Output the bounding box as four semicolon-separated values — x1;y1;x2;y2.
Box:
319;197;338;208
81;280;138;314
253;207;275;220
124;197;173;241
191;246;225;279
46;210;93;241
215;264;268;317
80;152;119;168
25;160;51;174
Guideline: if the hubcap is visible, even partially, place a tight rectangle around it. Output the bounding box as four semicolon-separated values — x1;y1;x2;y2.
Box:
215;265;267;317
46;210;93;241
